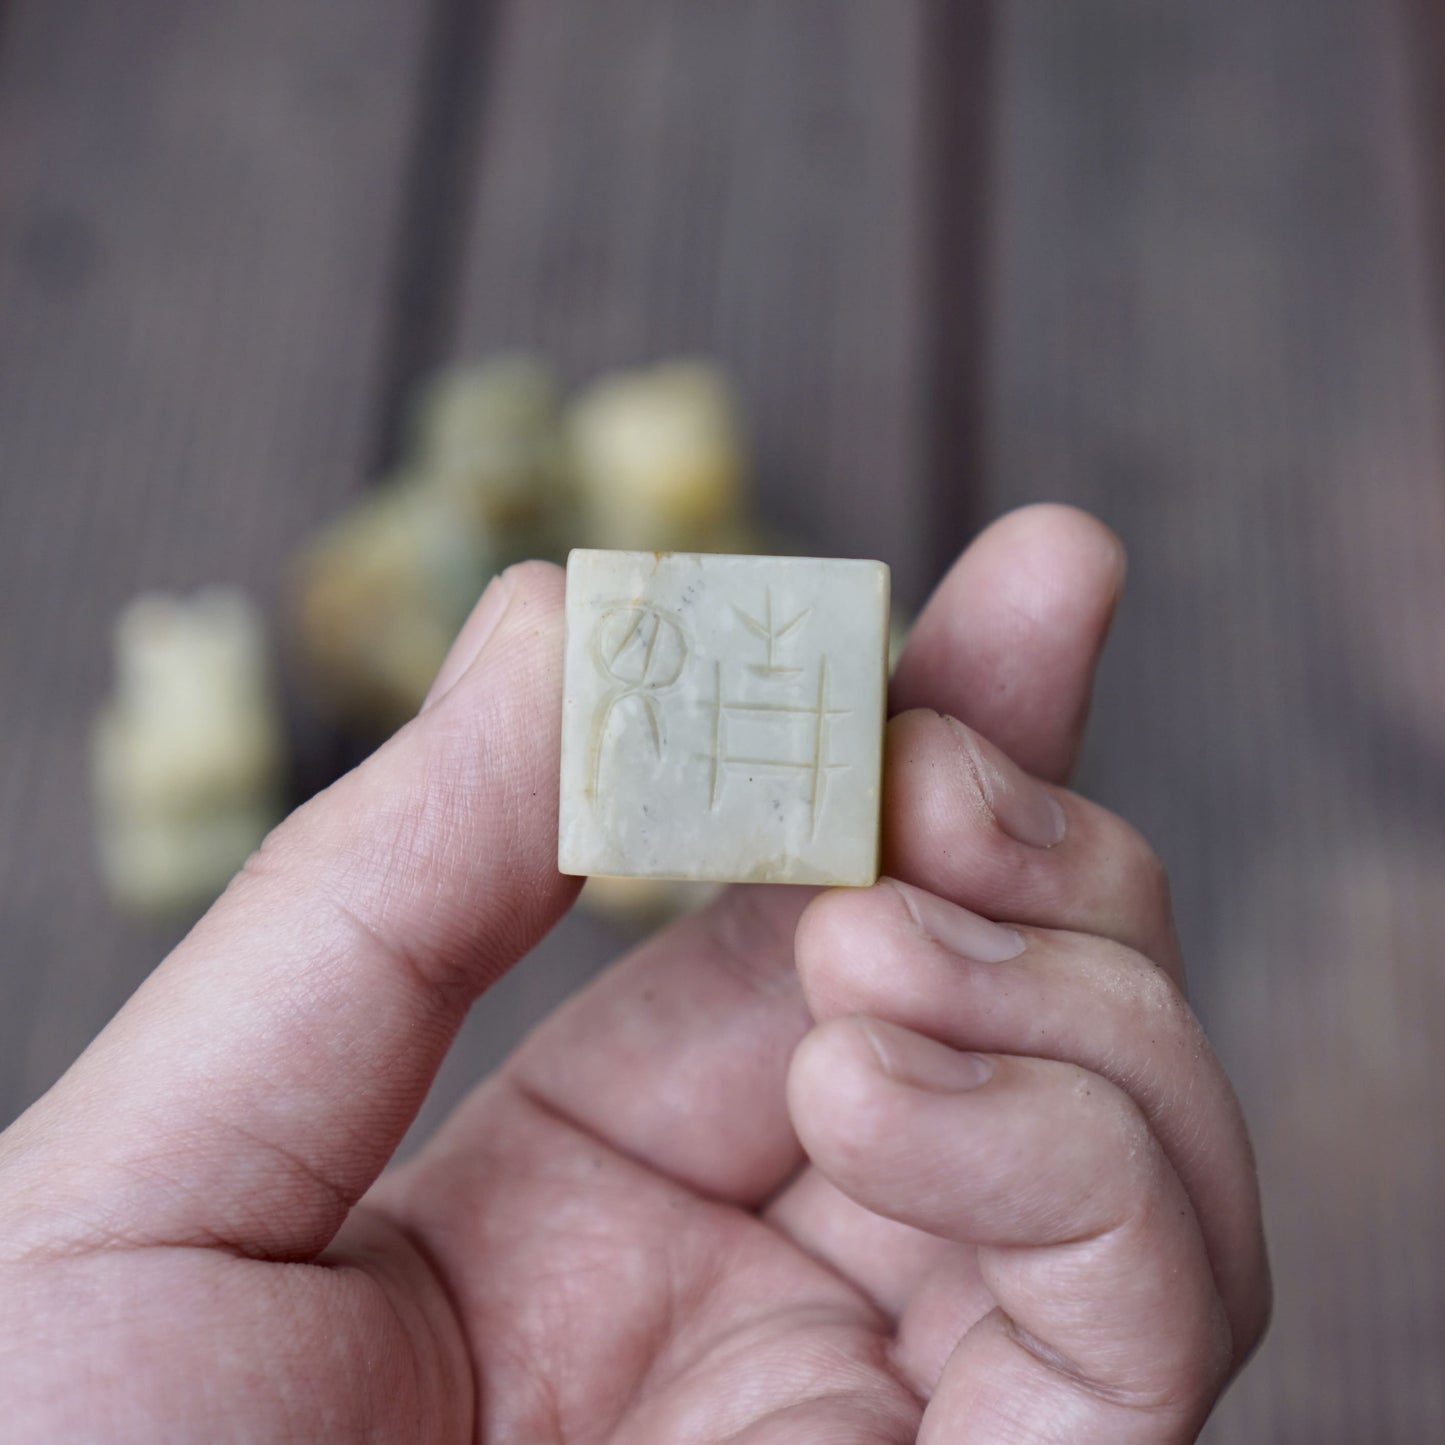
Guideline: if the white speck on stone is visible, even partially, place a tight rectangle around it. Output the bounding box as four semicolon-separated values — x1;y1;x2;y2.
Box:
558;549;889;886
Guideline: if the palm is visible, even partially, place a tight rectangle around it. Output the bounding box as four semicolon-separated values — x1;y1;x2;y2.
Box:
340;873;999;1442
369;1073;948;1441
99;1141;922;1443
25;1063;938;1442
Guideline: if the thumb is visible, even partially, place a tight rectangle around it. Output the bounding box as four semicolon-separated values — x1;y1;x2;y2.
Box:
0;561;579;1263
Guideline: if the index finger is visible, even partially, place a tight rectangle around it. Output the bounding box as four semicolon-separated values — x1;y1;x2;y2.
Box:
0;562;579;1263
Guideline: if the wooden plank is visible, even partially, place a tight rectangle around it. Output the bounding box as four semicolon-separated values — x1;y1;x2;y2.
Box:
404;0;938;1142
1401;0;1445;347
0;0;436;1126
990;2;1445;1438
450;0;930;595
922;0;996;578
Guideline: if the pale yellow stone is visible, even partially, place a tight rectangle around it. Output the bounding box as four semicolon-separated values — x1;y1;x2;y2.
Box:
559;549;889;887
291;481;491;728
566;362;747;552
292;357;573;733
92;589;285;916
412;356;571;555
578;874;721;932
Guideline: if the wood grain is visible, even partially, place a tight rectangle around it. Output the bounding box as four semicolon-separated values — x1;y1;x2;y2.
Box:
0;0;436;1119
448;0;932;594
989;3;1445;1437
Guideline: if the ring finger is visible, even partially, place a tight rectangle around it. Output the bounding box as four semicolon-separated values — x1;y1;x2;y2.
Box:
883;708;1182;974
788;881;1268;1365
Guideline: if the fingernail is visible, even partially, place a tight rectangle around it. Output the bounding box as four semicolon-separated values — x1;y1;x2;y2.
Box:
944;715;1067;848
421;571;514;711
861;1019;994;1094
887;879;1026;962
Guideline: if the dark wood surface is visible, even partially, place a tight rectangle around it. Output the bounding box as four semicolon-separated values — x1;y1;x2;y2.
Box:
0;0;437;1118
1;1;1441;1438
993;4;1445;1439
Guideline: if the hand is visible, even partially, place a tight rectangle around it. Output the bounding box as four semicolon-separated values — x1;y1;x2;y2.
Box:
0;506;1268;1442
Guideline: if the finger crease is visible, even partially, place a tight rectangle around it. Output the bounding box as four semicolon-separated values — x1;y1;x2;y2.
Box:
1002;1312;1189;1414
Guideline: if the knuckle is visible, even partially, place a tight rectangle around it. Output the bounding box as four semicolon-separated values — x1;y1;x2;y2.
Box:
1079;809;1180;959
1088;937;1202;1063
1184;1293;1237;1401
794;886;913;1017
1061;1068;1161;1225
1128;948;1193;1028
1101;1086;1159;1193
883;710;994;862
796;886;893;963
792;1021;899;1168
1114;821;1173;921
228;812;306;904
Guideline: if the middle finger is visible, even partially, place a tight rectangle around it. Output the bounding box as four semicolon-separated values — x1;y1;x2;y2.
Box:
884;708;1182;975
791;881;1268;1364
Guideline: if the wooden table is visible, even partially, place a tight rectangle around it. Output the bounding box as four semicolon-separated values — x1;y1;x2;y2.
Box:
1;2;1440;1437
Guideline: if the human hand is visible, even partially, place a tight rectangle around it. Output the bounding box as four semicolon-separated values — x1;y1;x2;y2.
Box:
0;506;1268;1441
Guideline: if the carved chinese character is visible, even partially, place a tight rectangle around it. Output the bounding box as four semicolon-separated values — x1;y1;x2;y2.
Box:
587;604;688;795
559;550;889;886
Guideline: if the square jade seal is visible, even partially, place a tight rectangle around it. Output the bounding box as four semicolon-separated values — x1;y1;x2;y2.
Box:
558;549;890;886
